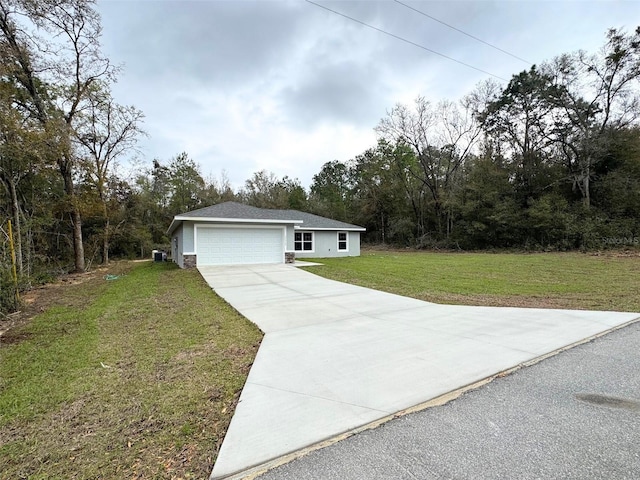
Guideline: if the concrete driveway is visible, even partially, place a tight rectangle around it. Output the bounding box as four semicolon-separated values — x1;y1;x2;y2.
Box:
199;264;639;479
257;320;640;480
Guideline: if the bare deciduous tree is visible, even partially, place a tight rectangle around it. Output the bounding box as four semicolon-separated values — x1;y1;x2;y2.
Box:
376;96;482;236
544;27;640;207
75;85;145;264
0;0;117;272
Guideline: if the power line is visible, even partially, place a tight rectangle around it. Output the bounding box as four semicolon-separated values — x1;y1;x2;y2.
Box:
394;0;531;65
305;0;508;82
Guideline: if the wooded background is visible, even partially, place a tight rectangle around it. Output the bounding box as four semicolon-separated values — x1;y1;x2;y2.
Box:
1;0;639;314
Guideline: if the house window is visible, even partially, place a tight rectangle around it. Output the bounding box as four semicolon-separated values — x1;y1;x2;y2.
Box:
337;232;348;251
294;232;313;251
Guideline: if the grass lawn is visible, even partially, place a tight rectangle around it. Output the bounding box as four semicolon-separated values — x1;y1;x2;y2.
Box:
2;251;639;479
307;250;640;312
0;261;262;479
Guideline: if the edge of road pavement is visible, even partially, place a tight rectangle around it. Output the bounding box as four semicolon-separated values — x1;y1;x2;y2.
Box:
212;315;640;480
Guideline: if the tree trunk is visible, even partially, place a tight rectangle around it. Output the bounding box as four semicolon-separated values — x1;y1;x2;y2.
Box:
60;158;85;272
102;217;110;265
582;169;590;208
433;198;443;237
7;177;23;275
71;199;85;272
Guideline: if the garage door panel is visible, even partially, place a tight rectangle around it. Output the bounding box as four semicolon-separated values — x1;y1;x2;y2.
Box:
197;227;283;266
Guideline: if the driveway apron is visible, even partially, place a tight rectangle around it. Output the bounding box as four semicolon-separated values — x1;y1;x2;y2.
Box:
199;264;640;479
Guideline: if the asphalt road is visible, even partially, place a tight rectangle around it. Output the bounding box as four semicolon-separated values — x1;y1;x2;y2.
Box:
258;320;640;480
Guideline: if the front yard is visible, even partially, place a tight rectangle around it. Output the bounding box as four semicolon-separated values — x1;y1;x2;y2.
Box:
2;251;639;479
308;250;640;312
0;261;261;479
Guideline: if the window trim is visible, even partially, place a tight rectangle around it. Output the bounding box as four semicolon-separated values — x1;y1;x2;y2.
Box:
294;231;314;253
337;231;348;252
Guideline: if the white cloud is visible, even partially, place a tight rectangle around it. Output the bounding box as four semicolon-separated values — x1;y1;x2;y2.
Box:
97;0;640;189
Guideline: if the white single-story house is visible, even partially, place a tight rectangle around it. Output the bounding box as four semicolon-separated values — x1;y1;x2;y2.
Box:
166;201;366;268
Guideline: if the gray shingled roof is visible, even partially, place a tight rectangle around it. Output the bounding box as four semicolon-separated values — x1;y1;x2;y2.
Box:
281;209;365;230
178;201;299;222
170;201;365;232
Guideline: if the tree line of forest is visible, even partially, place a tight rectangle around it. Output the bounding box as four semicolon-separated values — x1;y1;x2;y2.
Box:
0;0;638;314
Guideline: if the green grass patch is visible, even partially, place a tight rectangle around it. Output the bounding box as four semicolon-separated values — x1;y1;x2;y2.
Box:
307;251;640;312
0;261;262;479
3;251;638;478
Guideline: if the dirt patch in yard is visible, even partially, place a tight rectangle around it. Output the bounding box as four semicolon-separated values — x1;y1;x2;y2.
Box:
0;263;132;343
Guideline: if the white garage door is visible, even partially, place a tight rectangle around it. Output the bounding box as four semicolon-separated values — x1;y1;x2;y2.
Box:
196;227;284;266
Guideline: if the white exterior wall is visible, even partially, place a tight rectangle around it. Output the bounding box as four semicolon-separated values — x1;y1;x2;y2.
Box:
183;222;195;252
349;232;361;256
173;221;362;267
292;230;361;258
173;222;196;268
285;225;295;253
171;224;184;268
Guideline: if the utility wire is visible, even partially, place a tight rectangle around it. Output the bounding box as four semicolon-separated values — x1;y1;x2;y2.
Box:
394;0;531;65
305;0;509;82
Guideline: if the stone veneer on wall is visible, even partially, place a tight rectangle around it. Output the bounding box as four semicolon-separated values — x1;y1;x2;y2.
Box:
183;254;197;268
285;252;295;264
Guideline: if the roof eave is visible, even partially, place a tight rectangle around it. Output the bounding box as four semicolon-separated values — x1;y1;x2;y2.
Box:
173;216;304;224
168;213;365;234
295;226;366;232
167;218;181;236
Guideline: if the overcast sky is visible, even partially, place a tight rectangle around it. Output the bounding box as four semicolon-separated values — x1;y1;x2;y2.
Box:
96;0;640;189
